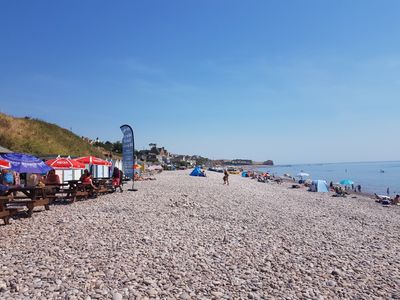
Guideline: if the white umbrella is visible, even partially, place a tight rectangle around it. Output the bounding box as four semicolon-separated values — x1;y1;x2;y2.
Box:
297;172;310;177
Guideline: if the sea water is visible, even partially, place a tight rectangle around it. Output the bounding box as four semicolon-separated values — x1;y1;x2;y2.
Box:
257;161;400;196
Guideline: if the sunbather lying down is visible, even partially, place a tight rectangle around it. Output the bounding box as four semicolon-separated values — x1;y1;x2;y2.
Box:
375;193;388;200
375;193;400;205
134;174;156;181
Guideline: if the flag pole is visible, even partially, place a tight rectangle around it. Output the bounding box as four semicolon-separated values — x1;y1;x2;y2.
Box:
120;124;137;191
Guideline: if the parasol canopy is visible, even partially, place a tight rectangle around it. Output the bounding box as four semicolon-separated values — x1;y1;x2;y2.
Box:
0;153;52;173
75;155;112;166
296;172;310;177
46;156;86;169
340;179;354;186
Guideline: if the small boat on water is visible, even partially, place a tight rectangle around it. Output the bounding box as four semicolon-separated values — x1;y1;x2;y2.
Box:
380;169;385;173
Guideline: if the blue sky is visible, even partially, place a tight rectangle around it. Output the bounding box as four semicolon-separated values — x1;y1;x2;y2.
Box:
1;1;399;164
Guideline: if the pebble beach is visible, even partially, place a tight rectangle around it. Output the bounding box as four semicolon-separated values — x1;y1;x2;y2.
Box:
1;170;400;299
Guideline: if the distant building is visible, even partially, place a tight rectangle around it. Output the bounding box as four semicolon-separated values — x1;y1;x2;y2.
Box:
170;154;196;167
137;145;170;164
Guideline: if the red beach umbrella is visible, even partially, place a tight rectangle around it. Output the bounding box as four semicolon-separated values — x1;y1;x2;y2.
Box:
75;155;112;166
46;156;86;169
0;159;11;169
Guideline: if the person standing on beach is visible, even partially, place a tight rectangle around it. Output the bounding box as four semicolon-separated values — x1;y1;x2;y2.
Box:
223;170;229;185
387;187;390;196
112;167;123;193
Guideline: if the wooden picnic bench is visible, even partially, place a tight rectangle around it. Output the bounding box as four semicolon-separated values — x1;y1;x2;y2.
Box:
5;187;51;217
93;178;113;195
0;195;22;225
46;182;89;203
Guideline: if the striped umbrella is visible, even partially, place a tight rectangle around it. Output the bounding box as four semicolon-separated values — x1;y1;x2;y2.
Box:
75;155;112;166
46;156;86;169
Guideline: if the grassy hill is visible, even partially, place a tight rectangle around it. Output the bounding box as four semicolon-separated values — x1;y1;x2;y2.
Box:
0;113;106;157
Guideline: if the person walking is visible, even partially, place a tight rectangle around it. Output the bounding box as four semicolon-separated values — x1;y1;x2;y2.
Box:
112;167;123;193
223;169;229;185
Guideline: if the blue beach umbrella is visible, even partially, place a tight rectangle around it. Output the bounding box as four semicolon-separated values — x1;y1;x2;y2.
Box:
340;179;354;186
0;153;53;173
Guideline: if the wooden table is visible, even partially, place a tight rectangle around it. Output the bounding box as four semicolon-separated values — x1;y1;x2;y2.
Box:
93;178;113;194
46;182;91;203
0;196;22;225
5;186;51;217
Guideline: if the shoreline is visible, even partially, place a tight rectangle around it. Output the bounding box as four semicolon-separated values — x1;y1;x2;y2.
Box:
235;162;400;197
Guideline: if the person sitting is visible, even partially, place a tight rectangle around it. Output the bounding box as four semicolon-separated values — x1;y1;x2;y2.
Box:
27;173;40;187
80;169;97;190
392;194;400;205
333;186;346;197
37;176;46;188
0;183;10;196
45;170;61;185
1;169;14;186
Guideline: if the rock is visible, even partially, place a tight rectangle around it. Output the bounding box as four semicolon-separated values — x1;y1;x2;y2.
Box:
147;288;157;297
143;278;154;286
180;292;191;299
326;280;336;287
112;292;123;300
211;291;224;298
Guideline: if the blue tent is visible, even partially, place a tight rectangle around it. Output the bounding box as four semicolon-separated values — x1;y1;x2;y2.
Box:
310;180;329;192
190;166;205;177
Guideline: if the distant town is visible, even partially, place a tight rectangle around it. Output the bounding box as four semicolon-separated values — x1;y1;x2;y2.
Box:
89;138;273;169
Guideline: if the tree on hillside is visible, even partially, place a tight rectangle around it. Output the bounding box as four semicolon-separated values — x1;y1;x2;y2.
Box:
112;141;122;153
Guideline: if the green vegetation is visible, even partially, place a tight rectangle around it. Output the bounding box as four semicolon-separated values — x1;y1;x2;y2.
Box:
0;113;109;157
94;140;122;154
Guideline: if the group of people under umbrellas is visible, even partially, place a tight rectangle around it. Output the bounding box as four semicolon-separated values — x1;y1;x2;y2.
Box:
0;153;125;194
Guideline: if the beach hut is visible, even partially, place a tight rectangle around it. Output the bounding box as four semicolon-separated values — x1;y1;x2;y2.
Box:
310;180;329;192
